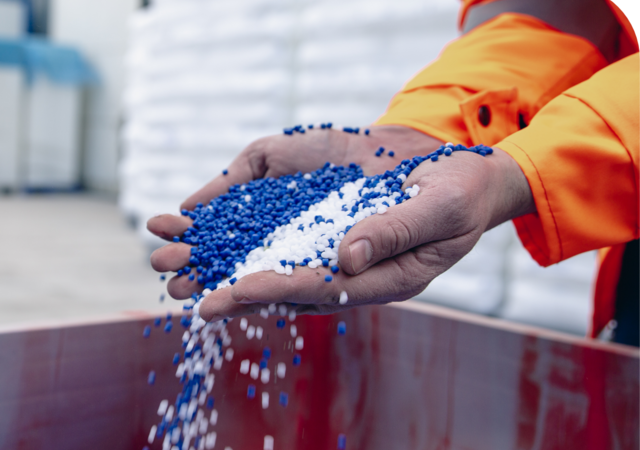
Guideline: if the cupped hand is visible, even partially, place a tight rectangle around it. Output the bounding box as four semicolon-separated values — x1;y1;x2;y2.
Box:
193;147;535;321
148;125;443;301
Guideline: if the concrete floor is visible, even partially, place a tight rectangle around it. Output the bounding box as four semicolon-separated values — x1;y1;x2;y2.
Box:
0;193;178;328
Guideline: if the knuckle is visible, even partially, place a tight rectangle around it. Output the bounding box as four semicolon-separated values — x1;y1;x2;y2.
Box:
383;216;415;255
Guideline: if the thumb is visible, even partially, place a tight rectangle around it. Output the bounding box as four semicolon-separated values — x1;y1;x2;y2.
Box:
338;193;448;275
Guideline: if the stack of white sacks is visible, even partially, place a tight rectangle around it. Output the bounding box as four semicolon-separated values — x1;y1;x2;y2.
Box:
120;0;596;335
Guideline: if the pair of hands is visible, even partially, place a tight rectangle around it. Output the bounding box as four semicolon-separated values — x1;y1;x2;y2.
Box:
148;125;534;321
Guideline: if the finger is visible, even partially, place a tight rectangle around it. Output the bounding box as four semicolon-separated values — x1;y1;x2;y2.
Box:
150;243;192;272
198;289;259;322
229;267;339;305
147;214;193;241
200;243;452;316
181;152;262;210
166;273;203;300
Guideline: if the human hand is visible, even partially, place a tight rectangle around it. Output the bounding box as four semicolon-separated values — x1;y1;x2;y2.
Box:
148;125;443;302
190;147;534;321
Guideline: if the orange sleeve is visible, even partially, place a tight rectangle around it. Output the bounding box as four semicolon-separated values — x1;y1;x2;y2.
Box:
374;13;608;146
496;53;639;267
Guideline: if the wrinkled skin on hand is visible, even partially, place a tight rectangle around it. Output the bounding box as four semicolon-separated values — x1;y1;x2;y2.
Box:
147;125;533;321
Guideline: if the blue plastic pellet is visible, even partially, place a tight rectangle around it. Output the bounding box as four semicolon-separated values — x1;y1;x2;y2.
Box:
277;318;285;329
160;274;166;281
172;353;180;365
172;236;179;243
325;275;333;282
364;129;370;135
159;294;165;302
331;265;339;274
188;273;195;281
164;322;173;333
263;347;271;360
322;259;329;267
154;317;161;327
247;385;256;399
148;371;156;385
430;155;438;162
338;434;347;449
143;325;151;338
337;321;346;335
279;392;289;407
207;397;215;409
388;151;395;157
222;169;228;175
229;277;237;285
444;149;452;156
260;359;267;369
293;354;301;366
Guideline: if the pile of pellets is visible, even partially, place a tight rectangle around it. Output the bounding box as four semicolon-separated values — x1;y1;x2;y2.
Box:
144;126;493;450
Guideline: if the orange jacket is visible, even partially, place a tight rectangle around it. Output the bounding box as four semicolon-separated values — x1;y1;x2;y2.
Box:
375;0;639;337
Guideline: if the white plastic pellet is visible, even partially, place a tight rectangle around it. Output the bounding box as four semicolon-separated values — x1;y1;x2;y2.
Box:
288;310;296;321
377;206;388;214
339;291;348;305
171;427;181;443
222;335;232;346
182;331;190;343
199;391;206;405
199;417;208;435
260;308;269;319
176;363;185;378
277;362;286;379
278;304;287;316
261;368;270;384
246;325;256;340
157;399;169;416
210;409;218;425
264;435;274;450
295;336;304;350
240;318;248;331
285;265;293;275
290;324;297;338
148;425;157;444
275;265;286;274
262;392;269;409
165;405;174;421
205;432;217;449
205;374;215;392
213;358;223;370
250;363;260;379
256;326;263;339
225;348;234;361
268;304;277;314
240;359;250;374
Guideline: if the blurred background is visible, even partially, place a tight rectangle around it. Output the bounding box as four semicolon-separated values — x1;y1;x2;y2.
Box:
0;0;596;335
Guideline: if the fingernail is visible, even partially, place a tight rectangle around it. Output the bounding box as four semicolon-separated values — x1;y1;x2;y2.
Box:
236;297;253;304
348;239;373;274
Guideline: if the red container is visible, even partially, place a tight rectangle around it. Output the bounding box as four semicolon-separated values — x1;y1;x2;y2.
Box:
0;301;637;450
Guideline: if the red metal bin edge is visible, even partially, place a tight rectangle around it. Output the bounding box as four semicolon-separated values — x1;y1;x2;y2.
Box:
0;300;637;450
